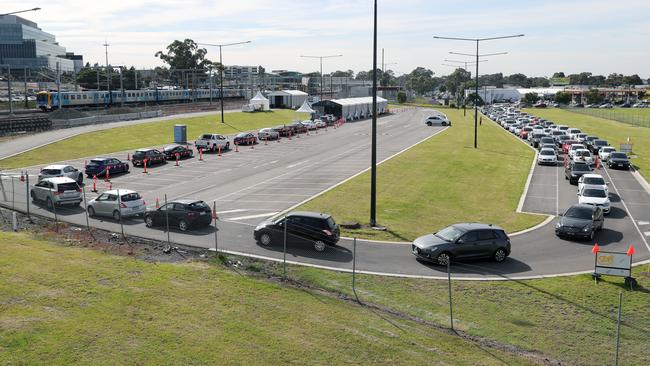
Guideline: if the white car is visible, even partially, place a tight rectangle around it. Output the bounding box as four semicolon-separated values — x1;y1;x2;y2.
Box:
301;120;317;130
38;164;83;184
567;128;581;139
537;148;557;165
87;189;146;220
575;133;588;142
599;146;616;162
568;144;585;158
314;119;327;128
572;149;594;165
424;115;450;126
258;128;279;140
578;174;609;196
30;177;82;209
578;187;611;214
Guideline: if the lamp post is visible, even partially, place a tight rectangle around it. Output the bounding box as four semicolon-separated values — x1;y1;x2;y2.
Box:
370;0;378;227
198;41;251;124
0;7;41;16
443;59;487;71
434;34;524;148
300;54;342;101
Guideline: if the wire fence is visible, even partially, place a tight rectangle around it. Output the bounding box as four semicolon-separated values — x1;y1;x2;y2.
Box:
0;169;648;365
562;107;650;128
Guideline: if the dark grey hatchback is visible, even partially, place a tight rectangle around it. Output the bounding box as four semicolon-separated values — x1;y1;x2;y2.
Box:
411;223;511;266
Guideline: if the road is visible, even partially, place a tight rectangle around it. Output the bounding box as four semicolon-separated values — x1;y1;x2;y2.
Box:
1;107;649;280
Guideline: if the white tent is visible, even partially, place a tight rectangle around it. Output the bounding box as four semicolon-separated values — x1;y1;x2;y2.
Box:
250;91;270;111
296;100;315;114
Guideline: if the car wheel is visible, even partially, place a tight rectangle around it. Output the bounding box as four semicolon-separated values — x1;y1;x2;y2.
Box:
426;122;432;126
436;252;451;266
493;248;507;263
314;240;326;252
442;122;447;126
178;220;188;232
259;233;272;246
226;142;230;150
145;215;154;228
113;210;121;221
88;206;95;217
46;197;53;210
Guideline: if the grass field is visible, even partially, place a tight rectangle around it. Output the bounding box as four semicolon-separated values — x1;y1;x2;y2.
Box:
0;231;536;365
523;108;650;181
298;108;543;241
279;262;650;366
563;107;650;128
0;110;306;170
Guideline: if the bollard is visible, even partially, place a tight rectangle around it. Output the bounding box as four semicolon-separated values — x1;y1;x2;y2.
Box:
155;197;160;209
218;146;222;157
265;138;268;146
251;138;255;149
127;153;131;161
20;171;25;182
199;148;203;161
92;175;98;192
235;142;239;152
12;211;17;231
105;166;110;181
143;159;148;174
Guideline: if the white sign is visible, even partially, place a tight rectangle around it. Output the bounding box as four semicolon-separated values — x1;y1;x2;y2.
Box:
620;143;633;153
595;252;632;277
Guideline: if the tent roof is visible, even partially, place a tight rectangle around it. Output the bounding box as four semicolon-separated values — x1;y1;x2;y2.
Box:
319;96;388;107
268;90;308;96
296;100;315;113
251;91;268;102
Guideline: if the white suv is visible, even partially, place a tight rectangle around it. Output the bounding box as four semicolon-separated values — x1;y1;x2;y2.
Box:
30;177;82;209
424;115;450;126
38;164;83;184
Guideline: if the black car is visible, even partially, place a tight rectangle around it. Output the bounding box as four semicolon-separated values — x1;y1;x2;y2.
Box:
144;199;212;231
163;144;194;160
607;152;630;170
287;121;308;134
411;223;511;266
555;204;604;240
590;140;609;154
583;136;599;150
84;157;129;178
254;211;340;252
530;133;546;148
233;132;257;145
565;161;593;184
556;135;570;148
132;149;166;167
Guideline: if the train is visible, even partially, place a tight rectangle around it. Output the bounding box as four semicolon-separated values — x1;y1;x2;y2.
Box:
36;88;246;111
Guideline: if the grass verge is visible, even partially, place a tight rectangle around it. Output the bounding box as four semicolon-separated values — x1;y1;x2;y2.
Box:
524;108;650;181
298;108;543;241
0;231;536;365
0;110;306;169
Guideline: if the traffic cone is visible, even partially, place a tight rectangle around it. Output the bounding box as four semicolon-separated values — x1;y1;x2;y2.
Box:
199;148;203;161
20;171;25;182
627;245;635;256
235;142;239;152
143;159;148;174
155;197;160;209
92;175;97;192
218;146;222;157
105;167;110;181
592;243;600;254
175;153;179;166
251;138;255;149
127;153;131;161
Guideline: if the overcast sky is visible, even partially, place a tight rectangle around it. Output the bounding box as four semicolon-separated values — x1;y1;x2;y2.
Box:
7;0;650;78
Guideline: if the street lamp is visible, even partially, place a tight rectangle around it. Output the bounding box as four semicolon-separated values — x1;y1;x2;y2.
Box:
0;7;41;16
300;54;342;101
443;59;487;71
434;34;524;148
198;41;251;124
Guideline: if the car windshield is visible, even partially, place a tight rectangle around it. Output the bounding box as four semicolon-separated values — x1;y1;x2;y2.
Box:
201;134;213;139
326;217;336;229
579;151;591;157
435;226;466;242
583;189;607;198
595;140;607;146
120;193;141;202
573;164;591;172
565;206;594;219
134;151;147;157
41;169;61;175
541;150;555;155
584;177;605;185
236;133;247;138
603;148;615;153
611;153;627;159
88;159;105;166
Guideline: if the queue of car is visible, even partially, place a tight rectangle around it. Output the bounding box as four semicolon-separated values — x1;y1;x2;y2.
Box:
483;104;633;242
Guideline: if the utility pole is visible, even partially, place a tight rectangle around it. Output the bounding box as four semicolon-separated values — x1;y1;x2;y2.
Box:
370;0;378;227
103;41;112;105
300;54;343;102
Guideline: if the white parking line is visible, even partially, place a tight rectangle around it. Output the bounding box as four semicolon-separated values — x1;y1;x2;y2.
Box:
227;212;279;221
287;160;310;169
216;209;248;214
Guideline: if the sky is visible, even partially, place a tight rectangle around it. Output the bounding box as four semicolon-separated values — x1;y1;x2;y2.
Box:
5;0;650;78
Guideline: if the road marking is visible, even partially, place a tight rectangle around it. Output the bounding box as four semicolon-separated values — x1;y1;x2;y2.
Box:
216;209;248;214
645;231;650;237
227;212;279;221
602;167;650;253
638;221;649;226
287;160;310;169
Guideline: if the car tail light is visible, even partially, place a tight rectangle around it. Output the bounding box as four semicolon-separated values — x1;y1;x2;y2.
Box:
120;203;127;208
76;188;82;192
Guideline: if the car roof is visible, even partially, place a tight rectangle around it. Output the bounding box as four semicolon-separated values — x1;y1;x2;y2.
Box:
135;149;155;152
91;157;112;161
452;222;504;231
42;164;69;170
540;147;555;151
287;211;332;220
171;199;203;205
42;176;76;184
582;174;604;179
103;189;137;195
568;203;598;211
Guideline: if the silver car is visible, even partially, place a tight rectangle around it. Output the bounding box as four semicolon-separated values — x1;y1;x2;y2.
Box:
30;177;82;209
258;128;279;140
38;164;83;184
87;189;146;220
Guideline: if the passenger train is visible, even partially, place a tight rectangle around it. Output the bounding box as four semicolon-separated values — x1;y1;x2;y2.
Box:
36;88;245;111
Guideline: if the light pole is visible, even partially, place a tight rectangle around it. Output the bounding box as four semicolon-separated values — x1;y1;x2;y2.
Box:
300;54;342;101
0;7;41;16
103;41;112;105
198;41;251;124
443;59;487;71
434;34;524;148
370;0;378;227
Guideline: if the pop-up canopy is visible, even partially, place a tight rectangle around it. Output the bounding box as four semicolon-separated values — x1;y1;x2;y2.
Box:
296;100;315;114
249;91;270;111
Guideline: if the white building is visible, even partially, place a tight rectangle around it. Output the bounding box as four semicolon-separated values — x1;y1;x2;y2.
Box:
223;65;259;78
267;90;308;109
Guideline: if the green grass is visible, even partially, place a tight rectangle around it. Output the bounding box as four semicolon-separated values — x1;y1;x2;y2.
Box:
562;107;650;128
298;108;543;241
523;108;650;181
282;263;650;366
0;110;306;169
0;231;536;365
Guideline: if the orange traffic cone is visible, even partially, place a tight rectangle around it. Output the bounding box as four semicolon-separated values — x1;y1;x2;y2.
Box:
155;197;160;209
92;175;97;192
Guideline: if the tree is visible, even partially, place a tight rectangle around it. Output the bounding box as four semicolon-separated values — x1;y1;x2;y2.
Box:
507;73;530;87
623;74;643;85
155;39;214;72
605;73;624;87
466;92;484;106
554;91;571;104
444;68;471;96
522;92;539;105
585;89;603;104
405;67;435;95
355;71;369;81
397;91;407;104
332;70;353;77
552;72;565;78
530;77;550;87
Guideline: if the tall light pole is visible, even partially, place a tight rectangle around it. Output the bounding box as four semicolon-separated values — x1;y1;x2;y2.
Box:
434;34;524;148
0;7;41;16
300;54;342;101
370;0;378;227
198;41;251;123
103;41;111;105
443;59;487;71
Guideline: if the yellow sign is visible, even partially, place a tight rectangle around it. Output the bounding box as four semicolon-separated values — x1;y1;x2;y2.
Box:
597;255;614;265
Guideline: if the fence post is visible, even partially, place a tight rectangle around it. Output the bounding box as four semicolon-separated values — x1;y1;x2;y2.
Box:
165;194;170;247
82;185;90;232
614;291;623;366
50;189;59;233
117;189;125;240
213;201;218;254
352;237;359;302
283;215;287;280
25;174;30;220
447;259;454;331
11;175;15;210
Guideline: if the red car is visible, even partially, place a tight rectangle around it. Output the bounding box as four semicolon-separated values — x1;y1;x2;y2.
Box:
519;127;533;139
234;132;257;145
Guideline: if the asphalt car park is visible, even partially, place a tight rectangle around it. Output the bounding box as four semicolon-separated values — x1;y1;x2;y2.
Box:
1;106;649;279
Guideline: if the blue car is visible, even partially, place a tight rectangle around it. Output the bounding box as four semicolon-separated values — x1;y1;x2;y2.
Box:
84;158;129;178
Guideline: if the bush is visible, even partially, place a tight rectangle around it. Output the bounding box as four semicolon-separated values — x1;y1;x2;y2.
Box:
450;103;456;108
397;92;407;104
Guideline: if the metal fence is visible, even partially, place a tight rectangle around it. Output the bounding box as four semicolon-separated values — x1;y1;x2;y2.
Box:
562;107;650;128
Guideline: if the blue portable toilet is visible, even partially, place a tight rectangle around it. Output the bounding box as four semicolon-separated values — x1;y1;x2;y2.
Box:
174;124;187;144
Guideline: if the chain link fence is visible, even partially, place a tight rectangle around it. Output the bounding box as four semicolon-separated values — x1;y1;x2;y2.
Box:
562;107;650;128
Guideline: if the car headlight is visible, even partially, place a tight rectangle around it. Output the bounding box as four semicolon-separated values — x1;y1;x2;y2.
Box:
582;226;591;232
556;222;562;228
